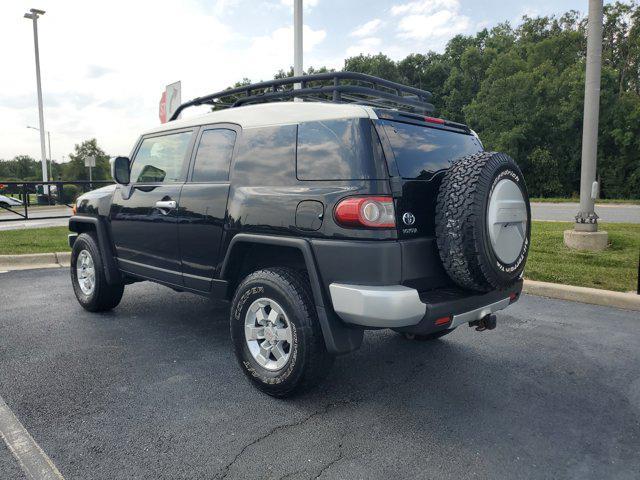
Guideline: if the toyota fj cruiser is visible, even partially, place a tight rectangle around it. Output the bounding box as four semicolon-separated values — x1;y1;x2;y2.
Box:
69;72;530;397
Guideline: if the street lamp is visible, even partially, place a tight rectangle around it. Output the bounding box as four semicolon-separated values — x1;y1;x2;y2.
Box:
23;8;49;194
563;0;608;251
293;0;302;100
27;126;52;180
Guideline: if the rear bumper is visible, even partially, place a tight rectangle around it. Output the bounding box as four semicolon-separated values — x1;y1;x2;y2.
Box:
329;279;522;332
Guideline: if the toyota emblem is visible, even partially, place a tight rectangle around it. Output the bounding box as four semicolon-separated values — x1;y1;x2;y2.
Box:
402;212;416;226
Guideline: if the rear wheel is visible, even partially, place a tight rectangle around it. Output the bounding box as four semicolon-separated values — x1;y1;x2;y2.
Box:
230;267;333;397
71;232;124;312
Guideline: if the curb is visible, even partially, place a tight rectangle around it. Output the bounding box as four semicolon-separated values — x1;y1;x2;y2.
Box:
523;279;640;311
0;252;70;270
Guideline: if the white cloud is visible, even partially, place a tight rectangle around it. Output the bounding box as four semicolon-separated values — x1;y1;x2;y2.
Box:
390;0;460;16
280;0;319;9
246;24;326;77
391;0;471;43
350;19;383;37
0;0;326;160
346;37;382;57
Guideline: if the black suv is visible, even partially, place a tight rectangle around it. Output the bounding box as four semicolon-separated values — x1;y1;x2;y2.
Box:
69;73;530;397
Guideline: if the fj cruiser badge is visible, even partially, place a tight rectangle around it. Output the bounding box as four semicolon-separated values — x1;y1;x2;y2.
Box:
402;212;416;226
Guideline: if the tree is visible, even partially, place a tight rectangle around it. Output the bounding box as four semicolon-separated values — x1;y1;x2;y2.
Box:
63;139;110;181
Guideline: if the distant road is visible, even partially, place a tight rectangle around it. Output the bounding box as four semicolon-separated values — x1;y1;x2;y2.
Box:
0;205;71;230
531;202;640;223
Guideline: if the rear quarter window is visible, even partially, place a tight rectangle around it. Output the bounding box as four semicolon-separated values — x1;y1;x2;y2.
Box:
296;118;386;180
231;125;297;186
383;121;482;180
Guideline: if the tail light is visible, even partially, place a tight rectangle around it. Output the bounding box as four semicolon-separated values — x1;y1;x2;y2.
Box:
334;196;395;228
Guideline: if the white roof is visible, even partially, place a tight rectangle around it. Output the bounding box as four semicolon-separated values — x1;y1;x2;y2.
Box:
144;102;378;135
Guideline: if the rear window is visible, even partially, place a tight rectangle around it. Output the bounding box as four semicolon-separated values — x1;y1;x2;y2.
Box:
383;121;482;180
296;118;386;180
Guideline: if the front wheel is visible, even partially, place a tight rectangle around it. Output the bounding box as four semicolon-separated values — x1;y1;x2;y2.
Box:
71;232;124;312
230;268;334;397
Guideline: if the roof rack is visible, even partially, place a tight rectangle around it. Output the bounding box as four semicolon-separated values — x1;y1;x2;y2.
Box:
169;71;434;121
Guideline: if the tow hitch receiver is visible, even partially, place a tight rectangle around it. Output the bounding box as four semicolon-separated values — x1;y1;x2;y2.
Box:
469;314;497;332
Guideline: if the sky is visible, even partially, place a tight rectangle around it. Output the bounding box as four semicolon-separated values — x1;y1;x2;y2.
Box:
0;0;610;162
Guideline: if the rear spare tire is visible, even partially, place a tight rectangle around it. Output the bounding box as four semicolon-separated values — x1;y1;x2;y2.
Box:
435;151;530;292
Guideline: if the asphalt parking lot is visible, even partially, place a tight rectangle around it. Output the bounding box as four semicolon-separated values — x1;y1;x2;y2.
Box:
1;268;639;479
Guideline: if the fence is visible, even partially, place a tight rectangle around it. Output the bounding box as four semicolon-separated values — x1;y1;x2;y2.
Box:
0;181;113;222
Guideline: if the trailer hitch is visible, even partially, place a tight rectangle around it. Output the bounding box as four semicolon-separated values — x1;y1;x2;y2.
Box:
469;313;497;332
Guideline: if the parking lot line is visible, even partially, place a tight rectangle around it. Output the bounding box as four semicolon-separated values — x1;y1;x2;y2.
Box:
0;395;64;480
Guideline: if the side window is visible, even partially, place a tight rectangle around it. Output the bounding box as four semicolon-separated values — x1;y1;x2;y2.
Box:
129;131;192;184
296;118;386;180
191;129;237;182
231;125;297;186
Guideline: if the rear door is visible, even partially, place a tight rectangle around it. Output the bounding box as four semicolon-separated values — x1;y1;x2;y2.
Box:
110;129;194;286
379;119;483;239
178;125;238;292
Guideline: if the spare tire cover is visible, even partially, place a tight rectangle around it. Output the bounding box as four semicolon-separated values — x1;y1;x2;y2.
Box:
435;151;530;292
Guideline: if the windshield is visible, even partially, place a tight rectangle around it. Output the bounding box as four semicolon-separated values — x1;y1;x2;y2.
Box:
382;121;483;180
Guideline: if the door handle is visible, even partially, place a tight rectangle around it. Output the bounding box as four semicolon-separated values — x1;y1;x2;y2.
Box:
155;200;177;211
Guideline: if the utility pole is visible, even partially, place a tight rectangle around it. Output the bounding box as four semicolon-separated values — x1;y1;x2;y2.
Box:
27;126;52;180
24;8;49;197
293;0;303;99
564;0;608;251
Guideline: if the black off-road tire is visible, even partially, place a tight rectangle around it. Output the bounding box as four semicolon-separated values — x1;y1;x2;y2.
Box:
435;151;530;292
71;232;125;312
230;267;334;397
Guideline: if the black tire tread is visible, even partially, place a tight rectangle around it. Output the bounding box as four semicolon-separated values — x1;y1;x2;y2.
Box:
71;232;124;312
435;151;527;291
231;267;333;397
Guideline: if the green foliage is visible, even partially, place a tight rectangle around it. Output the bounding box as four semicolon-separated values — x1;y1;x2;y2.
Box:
526;148;562;197
0;155;40;181
64;138;111;181
342;2;639;199
0;138;111;183
60;184;81;203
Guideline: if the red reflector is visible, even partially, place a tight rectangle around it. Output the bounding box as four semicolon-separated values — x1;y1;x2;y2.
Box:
424;116;445;125
509;292;517;301
435;316;451;326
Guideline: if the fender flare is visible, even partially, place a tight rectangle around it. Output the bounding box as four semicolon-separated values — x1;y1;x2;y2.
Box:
220;233;363;355
68;216;121;285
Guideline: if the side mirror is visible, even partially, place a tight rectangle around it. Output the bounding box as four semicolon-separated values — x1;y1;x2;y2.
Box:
110;156;130;185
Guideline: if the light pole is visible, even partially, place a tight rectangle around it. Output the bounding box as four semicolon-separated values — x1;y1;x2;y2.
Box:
564;0;608;251
293;0;303;99
24;8;49;196
27;126;52;180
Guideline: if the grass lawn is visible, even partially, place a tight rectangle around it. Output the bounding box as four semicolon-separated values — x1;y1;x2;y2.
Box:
0;226;69;255
0;222;638;293
526;221;640;292
530;197;640;205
